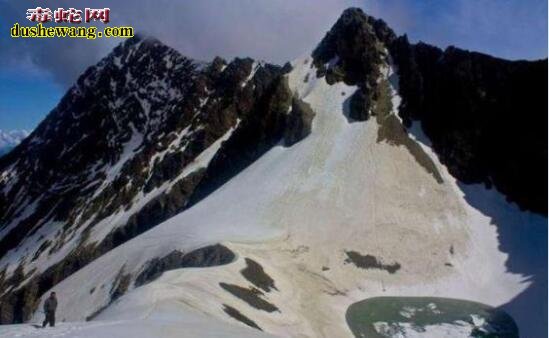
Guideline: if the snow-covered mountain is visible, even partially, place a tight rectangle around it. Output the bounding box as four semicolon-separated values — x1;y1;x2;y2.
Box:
0;130;29;156
0;8;546;338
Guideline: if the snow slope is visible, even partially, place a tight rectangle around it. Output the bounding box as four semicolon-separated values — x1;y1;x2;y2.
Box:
8;55;545;337
0;305;271;338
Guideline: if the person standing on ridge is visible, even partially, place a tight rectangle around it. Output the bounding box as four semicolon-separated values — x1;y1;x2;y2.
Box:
42;292;57;327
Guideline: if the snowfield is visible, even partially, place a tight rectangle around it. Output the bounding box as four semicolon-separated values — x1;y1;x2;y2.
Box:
2;56;546;338
0;305;271;338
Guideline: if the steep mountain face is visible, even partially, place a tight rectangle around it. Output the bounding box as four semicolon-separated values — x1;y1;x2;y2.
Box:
0;130;29;157
390;38;548;214
311;8;547;213
0;37;302;323
0;7;546;338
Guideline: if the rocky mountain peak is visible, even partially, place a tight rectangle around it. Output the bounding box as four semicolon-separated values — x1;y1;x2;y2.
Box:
310;8;396;122
312;7;395;84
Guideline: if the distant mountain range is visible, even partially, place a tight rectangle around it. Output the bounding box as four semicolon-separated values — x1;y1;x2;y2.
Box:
0;130;29;156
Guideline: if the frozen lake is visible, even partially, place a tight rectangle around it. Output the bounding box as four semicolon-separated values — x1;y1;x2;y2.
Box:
346;297;519;338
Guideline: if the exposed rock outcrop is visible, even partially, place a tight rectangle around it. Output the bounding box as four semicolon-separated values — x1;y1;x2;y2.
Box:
135;245;235;287
284;98;315;147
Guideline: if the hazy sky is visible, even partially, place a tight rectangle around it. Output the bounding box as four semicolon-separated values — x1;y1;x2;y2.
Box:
0;0;547;130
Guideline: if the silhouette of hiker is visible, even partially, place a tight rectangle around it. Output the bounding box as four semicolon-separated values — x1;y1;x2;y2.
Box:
42;291;57;327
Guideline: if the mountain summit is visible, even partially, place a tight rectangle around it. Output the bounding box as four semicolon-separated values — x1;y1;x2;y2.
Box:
0;8;546;338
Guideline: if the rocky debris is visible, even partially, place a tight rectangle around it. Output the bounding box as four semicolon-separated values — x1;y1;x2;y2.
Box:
374;79;443;184
135;244;235;287
222;304;263;331
219;283;279;313
344;251;401;274
240;258;278;293
110;267;131;303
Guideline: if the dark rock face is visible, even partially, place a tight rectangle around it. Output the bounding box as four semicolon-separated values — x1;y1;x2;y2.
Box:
390;37;548;213
312;8;393;86
347;89;370;122
284;98;315;147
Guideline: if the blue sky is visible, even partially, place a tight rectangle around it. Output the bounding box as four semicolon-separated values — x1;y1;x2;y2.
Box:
0;0;547;131
0;69;62;131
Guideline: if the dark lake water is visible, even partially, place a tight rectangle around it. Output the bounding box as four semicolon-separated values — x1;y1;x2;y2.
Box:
346;297;518;338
